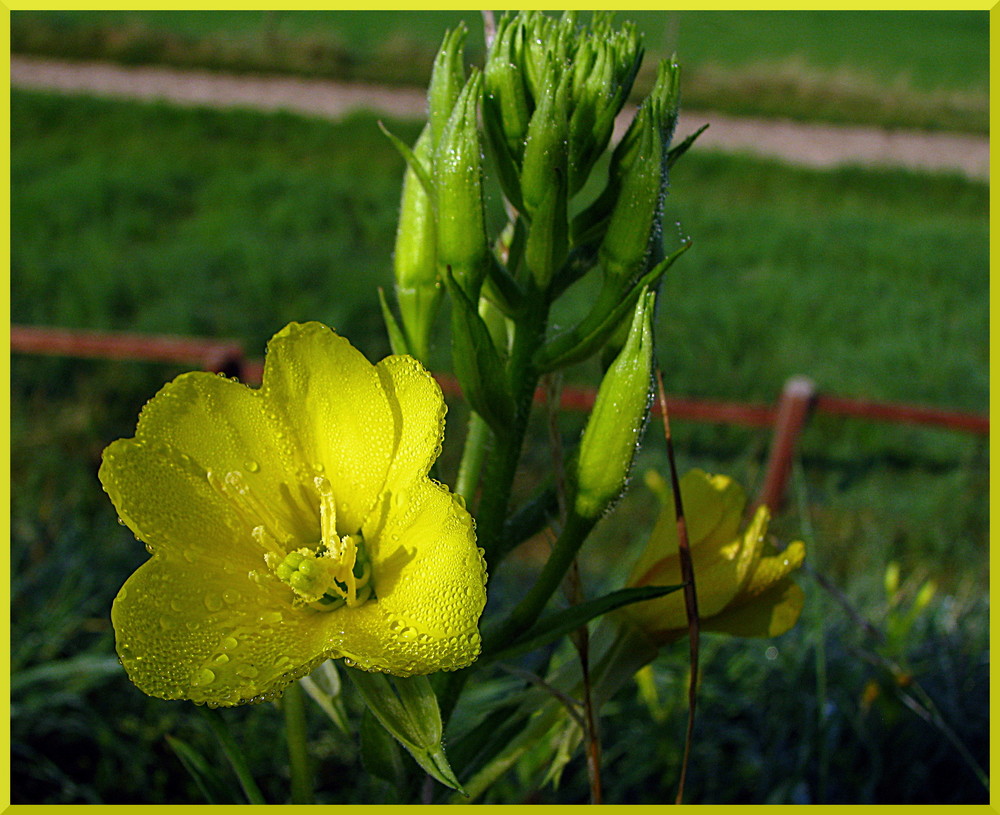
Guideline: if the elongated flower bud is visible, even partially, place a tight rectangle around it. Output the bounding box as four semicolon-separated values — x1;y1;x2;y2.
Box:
598;61;679;287
428;24;468;146
392;125;439;361
574;287;656;519
435;71;489;299
521;60;570;289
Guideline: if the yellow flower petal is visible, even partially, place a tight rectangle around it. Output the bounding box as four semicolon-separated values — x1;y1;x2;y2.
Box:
700;579;805;638
341;481;486;674
627;469;745;588
112;553;333;706
262;322;396;534
100;437;267;568
103;322;486;706
623;469;806;645
375;354;447;494
739;540;806;600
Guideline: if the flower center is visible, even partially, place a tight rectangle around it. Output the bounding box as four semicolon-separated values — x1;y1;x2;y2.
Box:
210;469;375;611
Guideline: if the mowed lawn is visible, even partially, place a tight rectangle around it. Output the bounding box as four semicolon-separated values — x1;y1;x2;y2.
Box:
10;83;989;804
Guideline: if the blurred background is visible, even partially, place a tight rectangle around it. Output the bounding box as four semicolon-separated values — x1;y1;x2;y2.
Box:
10;10;988;804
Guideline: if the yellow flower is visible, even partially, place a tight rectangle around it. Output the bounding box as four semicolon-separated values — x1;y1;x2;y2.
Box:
624;469;805;644
101;322;487;706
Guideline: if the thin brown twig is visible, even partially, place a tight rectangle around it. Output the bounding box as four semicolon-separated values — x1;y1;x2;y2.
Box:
656;367;700;805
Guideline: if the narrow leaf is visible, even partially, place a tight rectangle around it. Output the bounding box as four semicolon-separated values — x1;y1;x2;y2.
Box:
445;268;514;432
348;669;466;794
486;584;684;662
666;123;708;170
198;708;267;805
378;121;436;203
165;734;231;804
378;287;412;357
360;706;408;786
535;240;691;373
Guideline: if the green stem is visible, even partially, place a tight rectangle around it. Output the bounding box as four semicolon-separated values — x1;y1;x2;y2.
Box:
454;410;490;506
283;681;314;804
483;510;596;654
474;292;549;563
439;293;549;726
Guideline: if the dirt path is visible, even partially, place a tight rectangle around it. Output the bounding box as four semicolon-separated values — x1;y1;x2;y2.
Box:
11;56;989;181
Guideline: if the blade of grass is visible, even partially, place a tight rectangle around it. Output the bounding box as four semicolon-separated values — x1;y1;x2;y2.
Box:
198;708;267;805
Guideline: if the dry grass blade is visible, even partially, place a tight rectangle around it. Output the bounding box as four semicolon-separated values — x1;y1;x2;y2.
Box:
655;367;700;805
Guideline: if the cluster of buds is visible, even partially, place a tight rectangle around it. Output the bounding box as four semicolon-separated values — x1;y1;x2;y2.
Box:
383;11;699;505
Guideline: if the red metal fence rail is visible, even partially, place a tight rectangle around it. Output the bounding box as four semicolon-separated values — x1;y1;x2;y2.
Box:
11;324;989;509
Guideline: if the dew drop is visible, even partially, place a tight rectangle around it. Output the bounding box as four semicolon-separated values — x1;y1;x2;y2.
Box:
214;653;230;665
312;462;325;473
223;589;240;605
117;517;126;526
398;626;417;641
235;664;259;679
193;668;216;686
245;460;260;473
222;636;239;650
204;595;224;612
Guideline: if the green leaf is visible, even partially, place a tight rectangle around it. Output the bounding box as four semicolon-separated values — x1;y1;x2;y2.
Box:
299;660;351;736
666;122;709;171
485;584;684;662
166;734;234;804
198;708;267;805
378;121;436;204
377;287;412;357
534;239;691;373
347;670;466;795
360;706;408;786
444;267;514;433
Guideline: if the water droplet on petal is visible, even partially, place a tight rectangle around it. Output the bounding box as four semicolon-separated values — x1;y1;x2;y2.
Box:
245;460;260;473
204;595;224;612
214;653;230;665
193;668;216;686
222;636;239;650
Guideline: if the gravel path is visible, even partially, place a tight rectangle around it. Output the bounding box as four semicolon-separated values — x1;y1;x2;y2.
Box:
11;56;989;180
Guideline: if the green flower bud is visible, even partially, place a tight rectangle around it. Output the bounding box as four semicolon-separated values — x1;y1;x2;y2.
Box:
435;70;489;300
520;59;569;219
574;287;656;520
520;60;570;289
392;125;439;362
598;60;680;286
483;13;531;161
428;24;468;147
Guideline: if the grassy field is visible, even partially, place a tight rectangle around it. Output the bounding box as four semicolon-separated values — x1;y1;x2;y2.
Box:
10;10;989;132
11;87;988;803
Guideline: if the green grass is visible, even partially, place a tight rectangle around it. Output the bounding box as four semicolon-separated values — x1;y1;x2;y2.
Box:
10;10;989;132
11;89;988;803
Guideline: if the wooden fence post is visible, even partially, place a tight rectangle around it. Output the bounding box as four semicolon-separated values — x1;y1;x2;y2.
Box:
757;376;817;511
